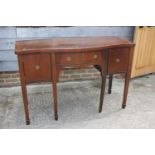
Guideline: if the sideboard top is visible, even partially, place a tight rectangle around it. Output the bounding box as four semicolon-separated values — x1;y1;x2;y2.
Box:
15;36;134;54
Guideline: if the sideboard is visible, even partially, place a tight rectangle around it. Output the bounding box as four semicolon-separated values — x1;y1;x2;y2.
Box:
15;36;134;125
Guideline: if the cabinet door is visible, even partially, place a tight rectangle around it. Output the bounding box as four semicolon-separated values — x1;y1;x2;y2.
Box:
22;54;51;83
131;26;155;77
108;48;130;74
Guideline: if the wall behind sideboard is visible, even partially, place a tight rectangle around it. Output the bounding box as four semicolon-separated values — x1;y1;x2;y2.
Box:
0;26;134;72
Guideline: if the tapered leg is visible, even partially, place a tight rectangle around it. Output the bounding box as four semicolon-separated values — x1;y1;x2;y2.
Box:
108;74;113;94
17;56;30;125
122;73;130;109
99;75;107;113
21;83;30;125
52;81;58;120
51;53;59;120
98;50;108;113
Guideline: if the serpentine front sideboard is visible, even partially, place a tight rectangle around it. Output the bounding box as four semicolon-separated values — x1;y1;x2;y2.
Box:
15;36;134;125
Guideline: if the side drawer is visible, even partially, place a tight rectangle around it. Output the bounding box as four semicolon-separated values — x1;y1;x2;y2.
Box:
22;53;51;83
108;48;130;74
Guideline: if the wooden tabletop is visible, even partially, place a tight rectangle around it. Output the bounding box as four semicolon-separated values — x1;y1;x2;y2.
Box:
15;36;134;54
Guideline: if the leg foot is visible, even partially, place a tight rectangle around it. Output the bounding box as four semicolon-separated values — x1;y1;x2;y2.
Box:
108;74;113;94
26;120;30;125
52;81;58;121
108;90;111;94
99;107;102;113
55;114;58;121
122;104;126;109
98;76;107;113
122;73;130;109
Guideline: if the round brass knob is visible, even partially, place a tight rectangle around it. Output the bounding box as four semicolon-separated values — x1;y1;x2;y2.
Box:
93;54;98;59
116;58;120;63
66;56;71;61
35;65;40;70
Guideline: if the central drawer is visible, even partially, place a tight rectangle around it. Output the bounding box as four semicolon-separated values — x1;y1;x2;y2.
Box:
56;51;102;65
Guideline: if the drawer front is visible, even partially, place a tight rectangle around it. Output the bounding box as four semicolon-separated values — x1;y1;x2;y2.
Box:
22;54;51;82
56;52;102;65
108;48;130;74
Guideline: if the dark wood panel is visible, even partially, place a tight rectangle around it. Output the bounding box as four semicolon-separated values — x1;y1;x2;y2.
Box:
108;48;130;74
22;54;52;83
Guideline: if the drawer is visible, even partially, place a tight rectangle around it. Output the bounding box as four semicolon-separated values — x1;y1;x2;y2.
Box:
22;54;51;82
108;48;130;74
56;52;102;65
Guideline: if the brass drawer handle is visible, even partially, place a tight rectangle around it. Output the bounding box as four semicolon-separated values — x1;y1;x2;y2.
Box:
93;54;98;59
116;58;120;63
35;65;40;70
66;56;72;61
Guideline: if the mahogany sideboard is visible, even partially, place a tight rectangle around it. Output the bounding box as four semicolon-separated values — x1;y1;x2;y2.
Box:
15;36;134;125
